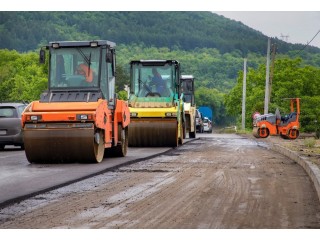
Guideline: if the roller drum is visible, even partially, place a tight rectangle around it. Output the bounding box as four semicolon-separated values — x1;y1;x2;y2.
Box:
252;127;269;138
252;127;260;138
23;125;104;163
128;118;178;147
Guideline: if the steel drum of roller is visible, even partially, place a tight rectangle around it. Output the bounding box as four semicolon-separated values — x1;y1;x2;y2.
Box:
252;127;269;138
23;124;104;163
128;118;178;147
252;127;260;138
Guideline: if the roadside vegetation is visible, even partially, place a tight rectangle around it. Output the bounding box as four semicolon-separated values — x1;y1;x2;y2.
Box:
1;12;320;131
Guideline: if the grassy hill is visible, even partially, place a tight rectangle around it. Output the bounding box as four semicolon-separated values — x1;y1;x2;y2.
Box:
1;11;319;55
1;11;320;127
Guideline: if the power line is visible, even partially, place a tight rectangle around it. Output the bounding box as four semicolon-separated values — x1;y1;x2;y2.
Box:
297;29;320;55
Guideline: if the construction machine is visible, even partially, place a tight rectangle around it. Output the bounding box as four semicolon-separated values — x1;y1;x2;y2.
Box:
253;98;300;139
21;40;130;163
128;60;184;147
181;75;196;138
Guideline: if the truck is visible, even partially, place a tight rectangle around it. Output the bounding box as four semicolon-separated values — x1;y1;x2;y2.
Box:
198;106;213;121
181;75;196;138
21;40;130;163
128;60;184;147
198;106;213;133
253;98;300;139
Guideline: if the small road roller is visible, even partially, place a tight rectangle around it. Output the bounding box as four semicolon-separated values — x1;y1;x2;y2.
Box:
253;98;300;140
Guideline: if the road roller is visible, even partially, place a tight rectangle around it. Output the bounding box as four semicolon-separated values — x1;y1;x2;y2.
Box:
21;40;130;163
253;98;300;139
128;60;185;147
181;75;196;138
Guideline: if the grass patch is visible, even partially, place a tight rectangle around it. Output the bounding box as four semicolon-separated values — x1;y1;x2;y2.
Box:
303;137;316;148
218;126;237;133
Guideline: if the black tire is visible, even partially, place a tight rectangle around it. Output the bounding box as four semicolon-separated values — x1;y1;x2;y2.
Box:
189;118;196;138
105;125;128;157
189;131;196;138
115;125;128;157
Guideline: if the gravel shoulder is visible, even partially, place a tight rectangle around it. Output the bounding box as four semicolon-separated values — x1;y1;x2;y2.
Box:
251;134;320;167
245;133;320;200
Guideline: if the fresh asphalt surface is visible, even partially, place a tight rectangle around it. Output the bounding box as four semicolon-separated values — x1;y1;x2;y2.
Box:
0;138;196;207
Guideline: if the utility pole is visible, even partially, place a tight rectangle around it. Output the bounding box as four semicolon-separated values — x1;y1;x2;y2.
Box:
264;38;271;114
269;43;276;103
241;58;247;130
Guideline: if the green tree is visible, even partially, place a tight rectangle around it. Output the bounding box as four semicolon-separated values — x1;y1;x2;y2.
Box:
195;86;228;125
225;57;320;131
0;49;47;102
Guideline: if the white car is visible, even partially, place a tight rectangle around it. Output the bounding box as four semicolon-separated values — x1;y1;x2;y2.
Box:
203;117;212;133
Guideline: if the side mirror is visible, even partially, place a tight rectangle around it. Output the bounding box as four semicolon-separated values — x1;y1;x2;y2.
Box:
39;49;46;64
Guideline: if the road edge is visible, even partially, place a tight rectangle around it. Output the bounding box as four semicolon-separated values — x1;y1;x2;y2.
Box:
271;143;320;202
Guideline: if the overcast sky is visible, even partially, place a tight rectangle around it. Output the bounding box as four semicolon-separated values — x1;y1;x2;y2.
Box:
212;11;320;48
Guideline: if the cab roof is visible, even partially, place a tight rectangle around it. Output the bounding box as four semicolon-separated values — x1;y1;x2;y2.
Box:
47;40;116;48
130;60;180;66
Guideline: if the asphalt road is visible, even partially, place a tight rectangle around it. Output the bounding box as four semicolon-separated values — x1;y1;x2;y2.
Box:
0;142;178;207
1;133;320;229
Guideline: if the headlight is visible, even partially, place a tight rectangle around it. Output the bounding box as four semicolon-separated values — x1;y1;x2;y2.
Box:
130;112;138;117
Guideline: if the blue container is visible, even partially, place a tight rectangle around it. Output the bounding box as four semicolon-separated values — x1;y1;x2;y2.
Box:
198;106;213;121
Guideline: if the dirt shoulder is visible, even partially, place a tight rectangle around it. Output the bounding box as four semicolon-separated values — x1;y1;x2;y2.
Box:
242;132;320;201
245;133;320;168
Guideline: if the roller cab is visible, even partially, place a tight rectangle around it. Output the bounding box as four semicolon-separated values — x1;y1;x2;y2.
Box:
128;60;184;147
181;75;196;138
22;40;130;163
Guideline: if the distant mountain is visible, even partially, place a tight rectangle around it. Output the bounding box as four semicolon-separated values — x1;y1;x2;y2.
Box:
1;11;319;54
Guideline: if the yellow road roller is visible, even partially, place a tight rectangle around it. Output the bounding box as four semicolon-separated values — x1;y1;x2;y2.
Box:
128;60;184;147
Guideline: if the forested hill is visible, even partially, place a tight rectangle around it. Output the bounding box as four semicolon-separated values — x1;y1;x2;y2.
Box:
1;11;319;54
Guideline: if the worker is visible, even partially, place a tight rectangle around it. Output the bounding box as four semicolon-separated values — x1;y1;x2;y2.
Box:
75;63;94;83
149;67;166;95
